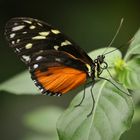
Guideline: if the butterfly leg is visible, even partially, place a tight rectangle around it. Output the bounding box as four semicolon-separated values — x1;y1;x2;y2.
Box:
87;83;95;117
74;80;96;117
74;84;86;107
98;76;131;96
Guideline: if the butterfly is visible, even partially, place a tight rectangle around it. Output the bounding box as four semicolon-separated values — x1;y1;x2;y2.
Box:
5;17;116;116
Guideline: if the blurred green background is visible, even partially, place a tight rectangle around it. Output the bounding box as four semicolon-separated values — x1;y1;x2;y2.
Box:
0;0;140;140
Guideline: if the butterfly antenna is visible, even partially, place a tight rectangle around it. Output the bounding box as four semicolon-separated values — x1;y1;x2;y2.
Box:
103;37;133;55
102;18;124;55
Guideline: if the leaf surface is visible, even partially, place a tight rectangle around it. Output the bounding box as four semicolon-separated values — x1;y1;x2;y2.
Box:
124;28;140;61
57;81;134;140
0;71;38;94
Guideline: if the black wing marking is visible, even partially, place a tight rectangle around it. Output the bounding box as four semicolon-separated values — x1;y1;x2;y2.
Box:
5;17;93;65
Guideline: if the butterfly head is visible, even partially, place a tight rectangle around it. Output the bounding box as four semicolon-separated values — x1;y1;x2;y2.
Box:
96;55;105;64
90;55;108;79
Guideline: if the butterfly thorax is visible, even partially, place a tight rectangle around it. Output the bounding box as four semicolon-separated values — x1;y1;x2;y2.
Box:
90;55;107;80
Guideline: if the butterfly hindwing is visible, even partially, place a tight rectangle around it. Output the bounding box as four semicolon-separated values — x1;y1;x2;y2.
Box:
28;50;88;95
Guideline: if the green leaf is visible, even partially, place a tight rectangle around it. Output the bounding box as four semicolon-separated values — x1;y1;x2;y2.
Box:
115;29;140;90
22;134;57;140
57;81;134;140
132;90;140;105
0;71;39;94
23;106;64;140
132;106;140;123
124;28;140;61
117;56;140;90
23;106;63;133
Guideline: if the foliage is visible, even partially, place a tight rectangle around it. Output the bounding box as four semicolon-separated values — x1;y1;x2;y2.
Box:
22;106;63;140
1;29;140;140
57;81;133;140
0;71;38;94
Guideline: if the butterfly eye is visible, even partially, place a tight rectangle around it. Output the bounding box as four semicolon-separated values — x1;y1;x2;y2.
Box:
101;62;108;69
94;59;98;63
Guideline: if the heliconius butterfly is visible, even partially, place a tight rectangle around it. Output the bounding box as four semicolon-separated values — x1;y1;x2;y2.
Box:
5;17;129;116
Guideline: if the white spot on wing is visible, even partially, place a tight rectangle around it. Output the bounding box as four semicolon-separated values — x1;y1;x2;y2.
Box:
33;80;37;84
12;41;15;44
14;23;18;26
37;85;41;89
15;48;20;52
12;25;25;31
40;89;44;92
10;33;16;38
23;20;32;24
32;36;46;40
22;55;30;62
16;39;20;43
39;50;44;53
39;31;50;36
55;58;61;62
33;64;39;69
25;43;33;49
51;29;60;34
36;56;43;60
57;94;61;96
22;31;27;34
61;40;72;46
37;23;43;26
54;45;59;50
29;25;36;29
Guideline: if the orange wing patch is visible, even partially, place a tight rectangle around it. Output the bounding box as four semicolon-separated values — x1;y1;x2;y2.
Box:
35;66;87;94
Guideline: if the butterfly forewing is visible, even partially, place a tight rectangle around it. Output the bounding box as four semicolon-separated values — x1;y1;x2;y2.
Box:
5;17;59;63
5;17;93;64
